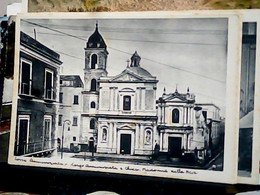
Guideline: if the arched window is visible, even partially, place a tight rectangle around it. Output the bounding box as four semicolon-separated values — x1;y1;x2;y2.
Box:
90;101;96;108
102;128;107;142
90;118;96;129
90;79;97;92
91;54;97;69
123;95;131;111
172;109;180;123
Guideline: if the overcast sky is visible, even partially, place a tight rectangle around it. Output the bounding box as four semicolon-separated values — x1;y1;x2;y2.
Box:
20;18;228;116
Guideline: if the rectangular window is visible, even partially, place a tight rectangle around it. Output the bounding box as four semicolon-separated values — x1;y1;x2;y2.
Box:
73;136;76;141
43;115;52;149
58;115;62;126
198;151;203;158
123;95;131;111
45;69;54;99
20;59;32;95
73;116;78;126
202;111;207;121
16;115;30;155
59;92;63;103
73;95;79;105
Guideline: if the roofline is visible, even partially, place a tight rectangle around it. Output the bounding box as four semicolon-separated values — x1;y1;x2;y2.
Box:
20;32;62;65
195;103;220;110
60;74;84;87
100;80;159;83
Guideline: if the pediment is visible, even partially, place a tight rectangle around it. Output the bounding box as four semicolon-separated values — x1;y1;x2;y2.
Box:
164;95;186;102
111;72;144;82
117;124;135;130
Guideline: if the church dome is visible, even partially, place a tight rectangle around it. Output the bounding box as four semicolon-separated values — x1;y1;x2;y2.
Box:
128;66;153;78
127;51;153;78
87;23;107;49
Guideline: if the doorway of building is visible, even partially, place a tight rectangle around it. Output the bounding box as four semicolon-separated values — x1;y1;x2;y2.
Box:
168;137;182;158
120;134;131;154
17;119;29;155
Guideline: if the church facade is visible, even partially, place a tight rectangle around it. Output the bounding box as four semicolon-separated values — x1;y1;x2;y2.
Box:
157;88;223;162
97;52;158;155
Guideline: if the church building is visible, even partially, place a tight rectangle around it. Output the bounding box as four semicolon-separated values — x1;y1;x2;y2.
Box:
157;88;222;162
97;52;158;155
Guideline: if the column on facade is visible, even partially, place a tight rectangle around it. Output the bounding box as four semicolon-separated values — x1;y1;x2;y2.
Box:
140;124;144;150
135;89;138;111
182;107;185;125
183;133;187;150
189;107;192;125
109;87;112;110
135;87;140;111
160;105;163;124
187;107;190;126
112;122;117;151
141;88;146;111
186;107;189;125
160;132;163;151
97;121;102;144
190;107;193;125
136;87;141;111
113;88;117;110
163;104;166;124
135;124;139;149
158;105;161;124
112;88;115;110
187;133;190;150
114;88;118;111
163;132;167;151
153;123;157;148
109;122;113;148
109;87;113;111
183;106;186;125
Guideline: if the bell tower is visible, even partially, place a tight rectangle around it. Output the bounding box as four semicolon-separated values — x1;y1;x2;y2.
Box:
84;21;109;92
81;22;109;144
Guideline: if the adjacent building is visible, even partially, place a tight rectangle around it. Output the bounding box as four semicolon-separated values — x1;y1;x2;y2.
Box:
157;89;223;162
14;32;62;156
58;75;84;151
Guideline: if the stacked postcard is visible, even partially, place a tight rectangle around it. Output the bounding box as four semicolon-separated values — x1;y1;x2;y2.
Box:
1;8;260;185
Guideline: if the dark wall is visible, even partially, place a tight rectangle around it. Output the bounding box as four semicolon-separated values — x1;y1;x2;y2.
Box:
0;132;9;162
16;99;56;148
20;51;58;100
1;105;11;120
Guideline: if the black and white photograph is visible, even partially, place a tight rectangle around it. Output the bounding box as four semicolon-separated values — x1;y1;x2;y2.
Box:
238;22;256;178
8;13;242;183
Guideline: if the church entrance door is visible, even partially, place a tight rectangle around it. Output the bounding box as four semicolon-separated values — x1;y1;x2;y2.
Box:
168;137;182;158
120;134;131;154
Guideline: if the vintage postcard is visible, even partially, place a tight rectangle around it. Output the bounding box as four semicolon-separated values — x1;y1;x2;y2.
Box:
8;11;242;184
237;10;260;185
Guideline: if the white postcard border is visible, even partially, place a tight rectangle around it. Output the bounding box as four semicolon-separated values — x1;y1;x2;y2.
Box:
8;11;242;184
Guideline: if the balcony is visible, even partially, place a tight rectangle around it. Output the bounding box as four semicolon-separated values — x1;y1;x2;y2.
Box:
44;88;56;102
14;139;57;157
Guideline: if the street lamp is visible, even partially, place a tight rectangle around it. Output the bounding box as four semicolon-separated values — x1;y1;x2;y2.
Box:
61;119;71;159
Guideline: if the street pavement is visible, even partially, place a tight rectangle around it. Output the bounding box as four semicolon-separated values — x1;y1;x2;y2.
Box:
50;151;224;170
